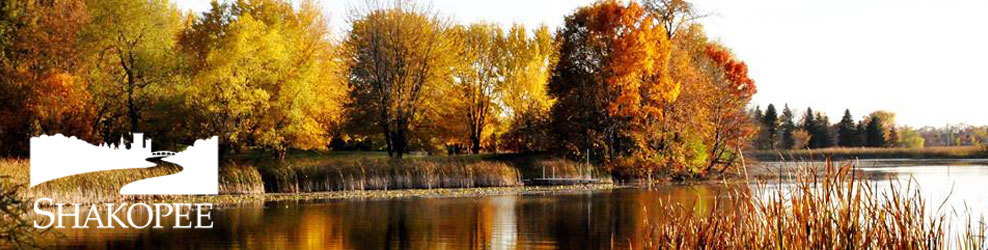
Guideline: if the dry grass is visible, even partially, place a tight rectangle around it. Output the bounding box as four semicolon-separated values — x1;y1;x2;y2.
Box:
260;158;523;193
218;163;265;195
746;146;988;161
0;154;543;201
641;160;988;250
528;158;611;180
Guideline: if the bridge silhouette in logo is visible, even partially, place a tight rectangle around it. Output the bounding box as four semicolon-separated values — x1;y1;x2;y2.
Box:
149;151;176;158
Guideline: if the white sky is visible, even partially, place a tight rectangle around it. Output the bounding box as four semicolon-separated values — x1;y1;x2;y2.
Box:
172;0;988;127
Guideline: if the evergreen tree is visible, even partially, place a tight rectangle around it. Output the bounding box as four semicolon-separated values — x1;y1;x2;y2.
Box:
760;104;779;149
801;107;818;148
866;115;887;147
814;112;833;148
752;106;763;126
837;109;857;147
780;104;796;149
855;121;868;146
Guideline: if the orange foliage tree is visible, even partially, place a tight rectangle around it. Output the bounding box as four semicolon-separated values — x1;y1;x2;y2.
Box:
0;0;93;155
549;1;679;172
657;24;757;178
551;2;758;179
702;43;757;173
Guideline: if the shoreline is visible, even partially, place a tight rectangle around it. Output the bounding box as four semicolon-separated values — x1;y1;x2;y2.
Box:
138;184;621;205
10;158;988;206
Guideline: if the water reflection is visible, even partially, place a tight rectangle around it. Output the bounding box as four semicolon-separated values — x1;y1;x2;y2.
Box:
47;164;988;250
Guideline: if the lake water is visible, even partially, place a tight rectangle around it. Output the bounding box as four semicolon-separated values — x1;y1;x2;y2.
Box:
47;160;988;250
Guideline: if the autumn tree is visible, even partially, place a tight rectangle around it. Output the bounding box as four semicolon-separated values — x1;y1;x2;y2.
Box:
650;25;758;175
550;1;677;174
792;128;811;149
0;0;93;156
500;25;558;153
342;2;454;158
179;0;346;157
83;0;182;142
446;23;506;154
643;0;700;39
698;43;757;173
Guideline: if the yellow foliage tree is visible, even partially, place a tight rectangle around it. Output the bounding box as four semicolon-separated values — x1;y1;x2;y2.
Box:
500;25;558;153
342;2;457;158
179;0;345;157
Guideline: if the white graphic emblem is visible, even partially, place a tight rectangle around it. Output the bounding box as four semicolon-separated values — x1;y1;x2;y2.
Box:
29;133;218;195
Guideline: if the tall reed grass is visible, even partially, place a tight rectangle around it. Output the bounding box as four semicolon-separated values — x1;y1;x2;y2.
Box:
641;160;987;249
0;154;557;201
218;163;265;195
260;158;523;193
482;154;613;182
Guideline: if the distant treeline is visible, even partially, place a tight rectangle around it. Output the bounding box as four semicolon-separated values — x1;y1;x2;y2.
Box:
1;0;757;179
750;104;986;150
916;124;988;147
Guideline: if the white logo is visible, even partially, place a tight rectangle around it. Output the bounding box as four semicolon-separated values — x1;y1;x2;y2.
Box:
29;133;219;195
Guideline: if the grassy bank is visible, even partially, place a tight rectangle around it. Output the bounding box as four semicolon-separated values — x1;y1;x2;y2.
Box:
0;153;606;203
642;161;987;249
745;146;988;161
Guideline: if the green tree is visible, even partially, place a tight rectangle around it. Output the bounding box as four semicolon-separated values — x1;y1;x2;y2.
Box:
896;126;925;148
867;110;897;143
855;121;868;147
866;115;887;147
752;106;763;127
814;112;833;148
837;109;857;147
759;104;778;149
779;104;796;149
801;107;818;148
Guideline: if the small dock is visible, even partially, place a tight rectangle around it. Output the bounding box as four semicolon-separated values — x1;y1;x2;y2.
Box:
524;178;601;186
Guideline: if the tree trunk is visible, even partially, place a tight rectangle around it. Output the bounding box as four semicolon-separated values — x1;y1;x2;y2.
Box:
392;129;407;159
470;134;481;154
383;125;394;157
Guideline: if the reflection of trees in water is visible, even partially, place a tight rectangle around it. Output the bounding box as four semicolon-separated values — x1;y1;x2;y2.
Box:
48;184;747;250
